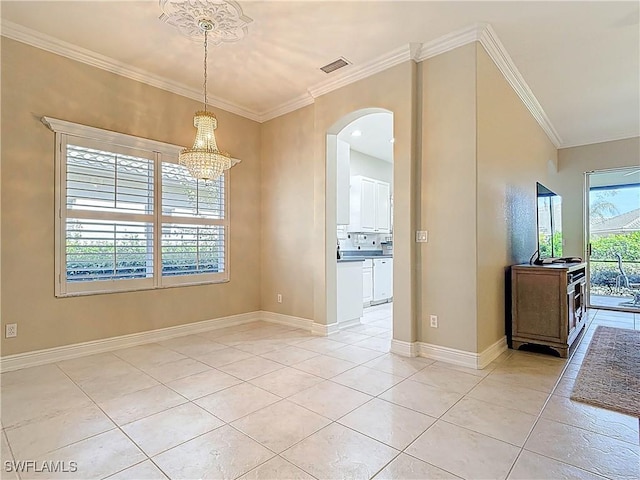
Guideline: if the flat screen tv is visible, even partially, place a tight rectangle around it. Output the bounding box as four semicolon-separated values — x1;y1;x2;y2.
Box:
535;182;563;261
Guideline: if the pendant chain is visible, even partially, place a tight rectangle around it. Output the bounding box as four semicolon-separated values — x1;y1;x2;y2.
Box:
203;30;208;112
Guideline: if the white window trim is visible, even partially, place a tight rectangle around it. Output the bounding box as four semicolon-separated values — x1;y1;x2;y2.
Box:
45;116;233;297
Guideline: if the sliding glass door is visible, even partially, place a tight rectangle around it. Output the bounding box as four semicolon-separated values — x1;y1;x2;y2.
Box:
586;168;640;312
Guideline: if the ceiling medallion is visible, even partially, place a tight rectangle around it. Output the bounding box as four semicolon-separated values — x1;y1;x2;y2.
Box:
159;0;252;45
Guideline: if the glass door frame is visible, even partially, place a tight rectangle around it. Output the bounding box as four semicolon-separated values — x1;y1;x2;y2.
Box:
584;167;639;313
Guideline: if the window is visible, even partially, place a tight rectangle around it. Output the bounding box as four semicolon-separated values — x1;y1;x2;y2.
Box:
160;162;226;285
47;118;229;296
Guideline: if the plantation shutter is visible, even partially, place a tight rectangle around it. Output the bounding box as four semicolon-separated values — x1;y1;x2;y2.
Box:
160;162;227;282
63;140;155;294
49;117;230;296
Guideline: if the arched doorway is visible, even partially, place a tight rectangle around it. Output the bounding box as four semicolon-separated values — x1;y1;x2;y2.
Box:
326;108;395;341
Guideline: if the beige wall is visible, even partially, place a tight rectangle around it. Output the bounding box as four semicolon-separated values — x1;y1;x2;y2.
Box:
558;137;640;258
6;34;623;361
418;44;478;352
259;62;417;340
1;38;261;356
418;44;558;353
313;62;417;340
260;106;315;319
476;45;558;352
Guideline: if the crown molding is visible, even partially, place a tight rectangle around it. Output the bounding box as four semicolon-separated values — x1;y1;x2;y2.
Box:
478;24;562;148
2;18;563;146
0;20;262;123
308;43;414;99
416;23;484;61
258;92;314;123
559;132;640;149
272;25;485;120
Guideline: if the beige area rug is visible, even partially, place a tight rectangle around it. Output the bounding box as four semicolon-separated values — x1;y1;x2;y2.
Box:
571;326;640;418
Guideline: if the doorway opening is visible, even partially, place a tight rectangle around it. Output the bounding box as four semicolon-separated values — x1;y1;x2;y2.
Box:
586;167;640;313
328;109;394;341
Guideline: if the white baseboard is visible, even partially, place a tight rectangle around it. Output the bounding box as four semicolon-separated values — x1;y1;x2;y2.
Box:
311;322;340;336
258;311;313;331
416;335;508;370
337;318;361;329
0;311;261;373
478;336;508;369
390;339;419;357
418;342;478;369
1;309;507;373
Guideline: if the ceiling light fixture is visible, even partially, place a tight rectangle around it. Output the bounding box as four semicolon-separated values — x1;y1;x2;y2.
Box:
160;0;252;181
351;130;362;137
178;19;233;181
159;0;252;45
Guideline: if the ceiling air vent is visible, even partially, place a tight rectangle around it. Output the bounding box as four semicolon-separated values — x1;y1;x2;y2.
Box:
320;57;351;74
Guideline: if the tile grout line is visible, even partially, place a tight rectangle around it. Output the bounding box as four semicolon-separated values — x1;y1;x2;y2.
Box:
53;351;293;478
502;308;607;480
52;363;163;476
3;315;430;480
1;428;22;480
13;309;634;479
0;332;526;479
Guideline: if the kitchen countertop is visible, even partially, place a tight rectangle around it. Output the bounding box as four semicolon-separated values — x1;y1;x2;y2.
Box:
337;254;393;262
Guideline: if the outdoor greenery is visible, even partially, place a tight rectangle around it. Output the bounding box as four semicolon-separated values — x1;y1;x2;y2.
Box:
538;231;563;258
590;231;640;262
66;230;221;281
65;161;224;282
589;231;640;295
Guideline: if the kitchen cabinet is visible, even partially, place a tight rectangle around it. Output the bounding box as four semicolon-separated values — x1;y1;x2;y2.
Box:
362;259;373;306
375;181;391;232
373;258;393;303
348;175;391;233
337;261;364;327
336;139;351;225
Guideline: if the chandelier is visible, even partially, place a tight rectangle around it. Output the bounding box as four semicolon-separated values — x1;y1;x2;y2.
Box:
178;19;233;181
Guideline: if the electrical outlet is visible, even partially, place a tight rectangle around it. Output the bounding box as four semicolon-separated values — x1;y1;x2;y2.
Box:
5;323;17;338
429;315;438;328
277;294;282;304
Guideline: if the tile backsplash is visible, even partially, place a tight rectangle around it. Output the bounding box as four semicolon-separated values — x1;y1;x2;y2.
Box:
337;227;392;253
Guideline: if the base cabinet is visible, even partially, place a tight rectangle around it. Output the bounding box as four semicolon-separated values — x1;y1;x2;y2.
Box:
373;258;393;304
510;262;587;358
337;261;364;326
362;259;373;306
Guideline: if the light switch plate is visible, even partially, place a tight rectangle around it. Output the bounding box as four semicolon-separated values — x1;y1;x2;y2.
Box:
416;230;428;243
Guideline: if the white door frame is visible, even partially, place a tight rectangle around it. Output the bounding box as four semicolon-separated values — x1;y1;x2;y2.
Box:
325;108;393;331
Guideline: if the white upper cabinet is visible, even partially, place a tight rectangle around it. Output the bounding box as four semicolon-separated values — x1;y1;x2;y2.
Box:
349;175;391;233
375;181;391;232
359;177;377;230
336;140;351;225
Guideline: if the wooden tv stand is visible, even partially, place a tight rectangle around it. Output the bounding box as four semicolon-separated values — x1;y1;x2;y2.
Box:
510;262;587;358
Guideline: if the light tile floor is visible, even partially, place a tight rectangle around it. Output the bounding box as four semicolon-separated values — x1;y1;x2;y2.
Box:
1;303;639;479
